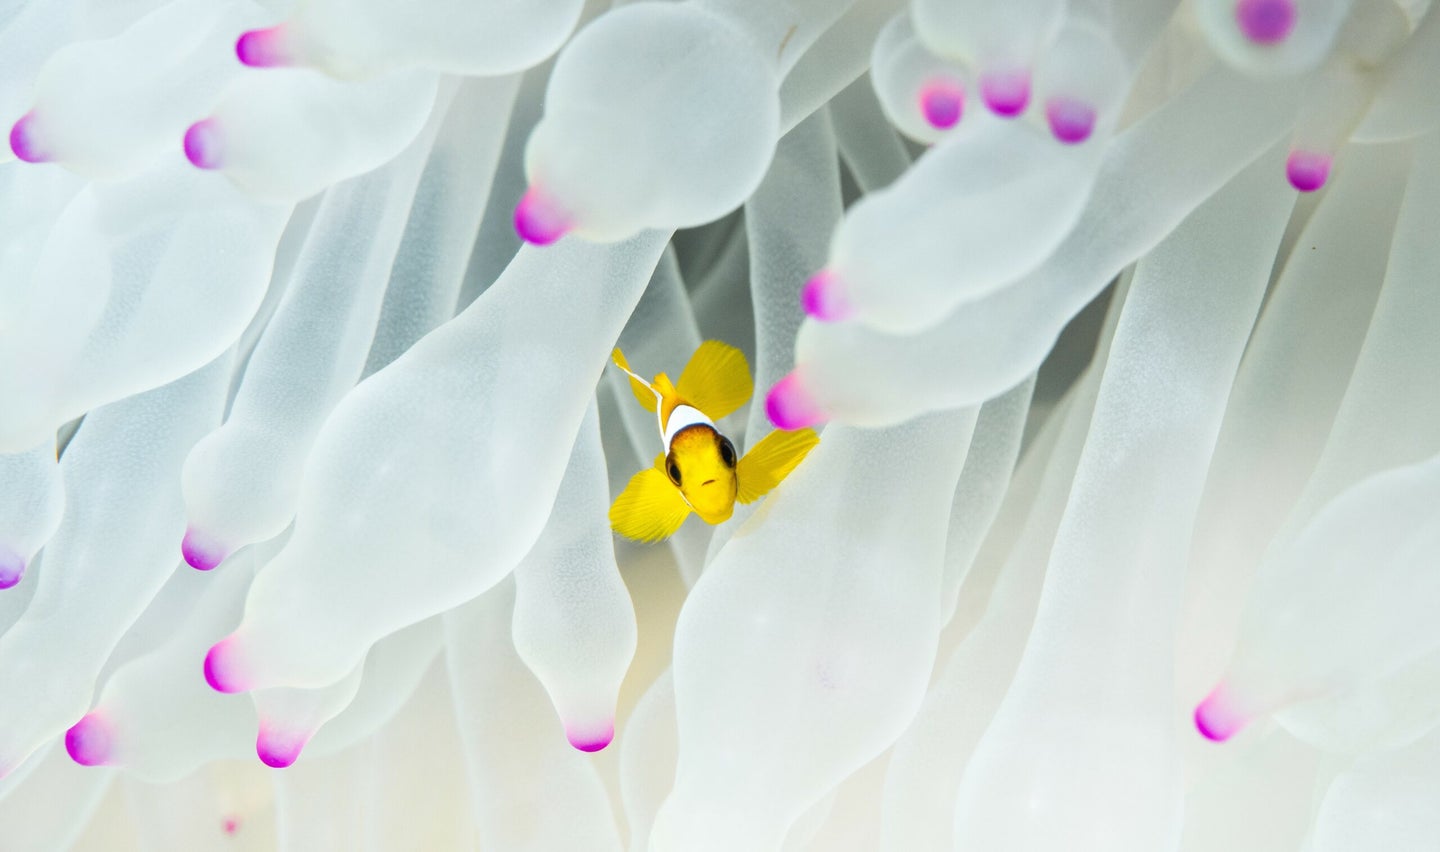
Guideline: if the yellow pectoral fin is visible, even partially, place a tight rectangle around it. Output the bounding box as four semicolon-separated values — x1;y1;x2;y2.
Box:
676;340;753;421
613;348;658;413
610;467;692;542
736;427;820;504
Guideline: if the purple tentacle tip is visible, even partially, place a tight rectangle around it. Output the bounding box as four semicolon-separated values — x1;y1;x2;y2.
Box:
236;26;291;67
9;112;50;163
182;527;228;570
65;714;113;767
567;721;615;753
204;637;247;693
0;546;24;590
514;186;571;245
766;372;826;431
918;80;964;130
1194;687;1247;742
256;727;306;768
183;120;224;171
1045;97;1098;145
1236;0;1296;45
801;270;854;322
1286;150;1331;192
979;71;1030;118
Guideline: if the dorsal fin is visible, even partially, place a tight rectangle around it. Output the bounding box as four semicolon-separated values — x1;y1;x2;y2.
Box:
612;348;661;413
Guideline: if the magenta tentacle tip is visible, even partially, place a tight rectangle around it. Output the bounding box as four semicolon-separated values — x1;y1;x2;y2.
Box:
9;112;50;163
235;26;291;67
1236;0;1297;45
182;527;229;570
1194;687;1247;742
183;119;224;171
256;727;307;768
204;636;248;693
766;372;826;431
1286;150;1331;192
1045;98;1098;145
65;714;113;767
514;186;572;246
918;79;965;130
222;816;241;835
0;546;24;590
979;71;1031;118
801;270;854;322
566;721;615;753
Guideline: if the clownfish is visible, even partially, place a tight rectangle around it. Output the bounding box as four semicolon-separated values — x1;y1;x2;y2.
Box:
609;341;819;542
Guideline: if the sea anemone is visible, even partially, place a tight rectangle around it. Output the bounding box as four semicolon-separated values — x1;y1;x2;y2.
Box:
1;0;1438;849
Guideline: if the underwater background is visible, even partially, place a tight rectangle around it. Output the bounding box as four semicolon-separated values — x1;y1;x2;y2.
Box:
1;0;1438;849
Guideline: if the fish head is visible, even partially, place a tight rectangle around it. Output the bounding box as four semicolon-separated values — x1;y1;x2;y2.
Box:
666;425;738;524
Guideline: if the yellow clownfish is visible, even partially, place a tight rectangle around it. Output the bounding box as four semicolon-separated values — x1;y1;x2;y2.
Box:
609;341;819;542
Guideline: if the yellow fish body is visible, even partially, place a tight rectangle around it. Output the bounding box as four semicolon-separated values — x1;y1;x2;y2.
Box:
609;341;819;542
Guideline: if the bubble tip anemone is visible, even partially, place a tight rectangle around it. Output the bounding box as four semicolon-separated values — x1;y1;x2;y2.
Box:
1046;98;1098;145
65;714;113;767
767;373;826;431
181;527;229;570
9;112;50;163
514;186;572;246
979;71;1031;118
203;637;248;693
182;120;224;171
0;546;24;590
566;720;615;753
1194;687;1248;742
255;726;306;768
235;26;291;68
918;80;964;130
801;270;853;322
1286;150;1331;192
1235;0;1297;45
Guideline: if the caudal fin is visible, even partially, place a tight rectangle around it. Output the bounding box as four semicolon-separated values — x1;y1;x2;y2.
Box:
676;341;752;421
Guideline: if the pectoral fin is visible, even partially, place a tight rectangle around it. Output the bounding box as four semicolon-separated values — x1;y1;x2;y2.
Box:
736;428;820;504
610;467;692;542
676;340;753;420
612;348;658;413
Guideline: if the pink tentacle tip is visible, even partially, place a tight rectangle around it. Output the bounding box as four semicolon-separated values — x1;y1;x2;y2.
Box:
979;71;1031;118
1045;97;1098;145
1286;150;1331;192
9;112;50;163
221;816;241;835
235;26;292;67
918;79;965;130
182;527;228;570
204;636;248;694
766;372;826;431
801;270;854;322
513;186;572;245
183;119;224;171
0;547;24;590
65;714;113;767
566;721;615;753
1194;688;1248;742
1235;0;1297;45
256;727;307;768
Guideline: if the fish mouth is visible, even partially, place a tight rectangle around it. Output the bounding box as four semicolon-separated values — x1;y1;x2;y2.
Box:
701;479;716;486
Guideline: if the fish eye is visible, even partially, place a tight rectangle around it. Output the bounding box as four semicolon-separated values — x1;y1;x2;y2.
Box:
719;436;736;468
666;458;682;486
